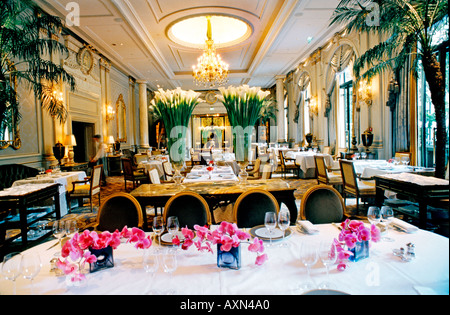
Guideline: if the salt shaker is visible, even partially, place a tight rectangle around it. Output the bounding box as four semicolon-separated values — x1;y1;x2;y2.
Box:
406;242;415;259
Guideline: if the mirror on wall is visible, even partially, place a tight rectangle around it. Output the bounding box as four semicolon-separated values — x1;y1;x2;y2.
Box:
115;94;127;142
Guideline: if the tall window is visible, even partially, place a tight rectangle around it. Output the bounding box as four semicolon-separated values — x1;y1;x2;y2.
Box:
417;16;449;167
338;67;353;149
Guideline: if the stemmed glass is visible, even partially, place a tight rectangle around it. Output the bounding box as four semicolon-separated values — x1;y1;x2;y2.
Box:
65;220;78;237
52;220;66;248
167;216;180;244
1;252;22;295
153;216;165;246
381;206;394;242
264;212;277;247
277;209;290;247
162;248;178;294
367;206;381;226
20;253;41;294
318;241;337;289
143;248;159;294
299;242;318;292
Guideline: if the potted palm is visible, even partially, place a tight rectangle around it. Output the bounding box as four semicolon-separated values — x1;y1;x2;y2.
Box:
0;0;76;139
330;0;448;178
218;85;271;184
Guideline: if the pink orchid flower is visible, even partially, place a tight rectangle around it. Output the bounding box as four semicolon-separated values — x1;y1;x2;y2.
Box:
255;253;268;266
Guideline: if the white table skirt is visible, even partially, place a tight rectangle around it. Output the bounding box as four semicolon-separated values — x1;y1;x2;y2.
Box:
11;171;86;216
284;152;333;173
1;224;447;295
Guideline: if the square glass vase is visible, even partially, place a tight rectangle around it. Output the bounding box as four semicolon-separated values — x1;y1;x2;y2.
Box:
349;240;369;262
217;244;241;270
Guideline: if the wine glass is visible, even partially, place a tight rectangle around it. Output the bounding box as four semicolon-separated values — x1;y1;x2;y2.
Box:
264;212;277;247
162;248;178;294
65;220;78;237
167;216;180;244
367;206;381;226
52;220;66;247
299;242;318;292
318;241;337;289
1;252;22;295
381;206;395;242
152;216;164;245
277;209;290;247
20;253;41;294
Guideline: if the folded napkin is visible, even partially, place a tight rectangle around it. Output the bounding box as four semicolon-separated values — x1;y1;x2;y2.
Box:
296;220;319;234
391;218;418;233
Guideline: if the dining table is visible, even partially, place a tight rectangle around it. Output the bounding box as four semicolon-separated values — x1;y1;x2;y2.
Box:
1;222;447;295
130;179;298;226
184;165;238;183
284;151;334;178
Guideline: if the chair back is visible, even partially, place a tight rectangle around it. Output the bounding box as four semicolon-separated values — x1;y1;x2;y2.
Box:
300;185;344;224
149;169;160;184
91;164;103;195
261;163;272;179
233;189;279;228
134;154;148;165
314;155;328;185
278;151;287;167
121;158;134;177
249;158;261;177
322;146;331;155
163;161;173;180
96;192;143;231
163;192;211;229
339;160;358;195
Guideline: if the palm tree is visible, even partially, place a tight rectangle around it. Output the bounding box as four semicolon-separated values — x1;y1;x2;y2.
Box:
0;0;76;135
330;0;448;178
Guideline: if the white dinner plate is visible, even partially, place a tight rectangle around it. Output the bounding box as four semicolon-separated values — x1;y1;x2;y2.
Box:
249;225;291;241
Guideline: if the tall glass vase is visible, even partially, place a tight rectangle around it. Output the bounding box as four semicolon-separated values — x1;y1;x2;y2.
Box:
167;126;187;187
234;131;252;185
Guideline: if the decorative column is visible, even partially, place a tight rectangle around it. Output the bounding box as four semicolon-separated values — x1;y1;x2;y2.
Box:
275;75;286;143
137;80;149;149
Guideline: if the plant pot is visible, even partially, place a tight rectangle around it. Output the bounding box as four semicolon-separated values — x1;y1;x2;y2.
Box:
89;246;114;273
217;244;241;270
348;241;369;262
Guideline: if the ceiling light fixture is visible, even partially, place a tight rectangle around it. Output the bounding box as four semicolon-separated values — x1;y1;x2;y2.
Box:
192;16;229;88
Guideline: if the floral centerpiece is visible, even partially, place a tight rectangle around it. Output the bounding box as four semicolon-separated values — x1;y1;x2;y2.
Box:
333;219;380;271
150;88;202;183
57;226;152;284
172;221;267;269
218;85;271;184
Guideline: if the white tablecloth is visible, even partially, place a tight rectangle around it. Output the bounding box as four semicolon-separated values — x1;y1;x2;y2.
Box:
284;152;333;173
184;165;238;183
11;171;86;216
1;224;447;295
138;160;165;178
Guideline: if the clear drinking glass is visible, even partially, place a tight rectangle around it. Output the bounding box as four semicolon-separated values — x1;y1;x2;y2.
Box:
277;209;290;247
381;206;395;242
52;220;66;247
367;206;381;225
1;252;22;295
65;220;78;237
162;248;178;294
153;216;164;245
167;216;180;243
318;241;337;289
20;253;41;294
264;212;277;247
299;242;318;292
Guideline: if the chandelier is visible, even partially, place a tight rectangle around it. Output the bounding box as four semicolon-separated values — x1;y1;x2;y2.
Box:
192;16;229;87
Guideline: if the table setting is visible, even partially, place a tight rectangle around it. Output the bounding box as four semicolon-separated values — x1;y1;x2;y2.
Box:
184;165;238;183
1;209;448;295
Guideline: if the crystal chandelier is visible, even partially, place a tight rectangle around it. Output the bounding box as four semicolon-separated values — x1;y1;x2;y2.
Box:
192;16;229;87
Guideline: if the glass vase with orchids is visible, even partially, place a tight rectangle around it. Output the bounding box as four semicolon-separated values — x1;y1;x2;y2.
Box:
218;85;271;184
150;88;202;185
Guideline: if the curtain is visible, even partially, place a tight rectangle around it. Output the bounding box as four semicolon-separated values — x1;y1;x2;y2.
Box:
393;65;410;153
295;72;311;142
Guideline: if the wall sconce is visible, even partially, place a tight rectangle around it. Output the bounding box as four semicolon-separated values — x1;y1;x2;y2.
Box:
309;98;318;117
106;105;115;121
358;80;373;106
64;134;77;163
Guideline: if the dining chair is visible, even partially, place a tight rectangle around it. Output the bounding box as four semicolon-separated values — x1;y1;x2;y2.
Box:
233;189;280;228
314;155;342;188
394;152;411;164
339;159;376;213
163;161;174;181
247;158;261;179
322;146;331;155
148;169;161;184
93;192;143;231
163;192;211;229
299;185;345;224
261;163;273;179
67;164;103;213
133;154;148;165
121;158;147;190
278;151;299;178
